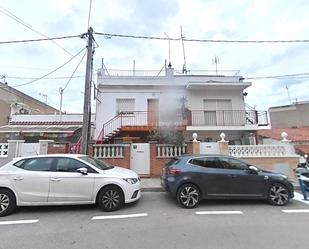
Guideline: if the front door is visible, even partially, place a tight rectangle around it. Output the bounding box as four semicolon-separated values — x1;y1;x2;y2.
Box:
48;157;95;202
130;143;150;175
147;99;159;126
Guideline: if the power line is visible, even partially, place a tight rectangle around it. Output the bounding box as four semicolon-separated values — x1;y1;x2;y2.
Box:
63;50;87;91
245;72;309;80
87;0;93;29
5;75;84;80
95;32;309;43
0;64;84;73
0;34;82;45
13;47;86;87
0;6;81;57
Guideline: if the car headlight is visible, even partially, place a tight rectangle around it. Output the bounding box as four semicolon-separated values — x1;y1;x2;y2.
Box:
123;178;138;184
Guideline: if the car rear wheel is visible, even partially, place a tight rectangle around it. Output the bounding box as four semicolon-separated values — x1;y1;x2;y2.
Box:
0;189;16;217
268;183;290;206
98;185;124;212
177;184;200;208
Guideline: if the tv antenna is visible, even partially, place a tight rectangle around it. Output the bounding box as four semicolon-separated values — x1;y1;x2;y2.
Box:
285;85;292;104
164;32;172;68
212;56;220;74
180;26;187;74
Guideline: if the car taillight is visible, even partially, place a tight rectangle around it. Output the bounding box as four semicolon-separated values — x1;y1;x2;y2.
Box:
167;167;181;175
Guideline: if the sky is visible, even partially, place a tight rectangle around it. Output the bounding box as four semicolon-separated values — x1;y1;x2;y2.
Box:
0;0;308;113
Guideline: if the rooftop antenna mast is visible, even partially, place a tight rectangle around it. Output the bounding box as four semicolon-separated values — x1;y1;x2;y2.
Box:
212;56;220;75
286;85;292;104
164;32;172;68
180;26;187;74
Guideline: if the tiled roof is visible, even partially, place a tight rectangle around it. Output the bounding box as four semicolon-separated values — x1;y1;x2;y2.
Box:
9;121;83;125
257;127;309;142
295;145;309;154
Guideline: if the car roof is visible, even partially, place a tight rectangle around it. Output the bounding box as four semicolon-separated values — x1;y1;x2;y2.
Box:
12;154;87;161
177;154;233;159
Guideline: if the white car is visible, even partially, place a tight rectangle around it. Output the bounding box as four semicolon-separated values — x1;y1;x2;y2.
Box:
0;154;141;216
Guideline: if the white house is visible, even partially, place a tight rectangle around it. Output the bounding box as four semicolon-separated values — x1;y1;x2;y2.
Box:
95;64;268;145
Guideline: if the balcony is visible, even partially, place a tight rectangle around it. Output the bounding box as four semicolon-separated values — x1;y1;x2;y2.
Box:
189;110;268;127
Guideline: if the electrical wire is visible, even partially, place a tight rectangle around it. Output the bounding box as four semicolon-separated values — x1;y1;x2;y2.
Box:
95;32;309;43
0;6;81;57
5;75;84;80
0;34;82;45
13;47;86;87
62;50;87;91
245;72;309;80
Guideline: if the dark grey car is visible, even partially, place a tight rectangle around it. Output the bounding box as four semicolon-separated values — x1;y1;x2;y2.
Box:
161;155;294;208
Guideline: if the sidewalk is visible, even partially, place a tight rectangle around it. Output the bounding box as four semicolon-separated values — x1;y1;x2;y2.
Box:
140;178;163;192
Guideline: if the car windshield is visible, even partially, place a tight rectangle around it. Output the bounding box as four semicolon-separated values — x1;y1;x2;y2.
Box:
79;156;114;170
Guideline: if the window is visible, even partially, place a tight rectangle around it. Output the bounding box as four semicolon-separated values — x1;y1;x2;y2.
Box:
203;99;232;126
14;157;54;171
219;157;249;170
79;156;113;171
189;157;221;169
116;98;135;114
190;158;205;167
54;157;95;173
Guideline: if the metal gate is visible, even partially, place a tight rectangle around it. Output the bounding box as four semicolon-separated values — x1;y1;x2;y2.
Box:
18;143;40;157
200;142;220;154
130;143;150;175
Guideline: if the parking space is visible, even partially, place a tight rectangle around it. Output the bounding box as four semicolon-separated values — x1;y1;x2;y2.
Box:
1;192;309;249
1;192;309;224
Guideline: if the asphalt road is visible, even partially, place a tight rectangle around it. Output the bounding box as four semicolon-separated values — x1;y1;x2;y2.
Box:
1;192;309;249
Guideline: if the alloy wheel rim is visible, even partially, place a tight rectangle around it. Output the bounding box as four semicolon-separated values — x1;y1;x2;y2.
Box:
0;194;9;213
270;185;289;205
102;190;120;209
180;186;199;207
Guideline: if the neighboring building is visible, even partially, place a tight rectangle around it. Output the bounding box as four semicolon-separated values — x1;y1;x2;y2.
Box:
269;101;309;128
95;64;268;145
0;81;58;126
257;127;309;157
0;114;95;143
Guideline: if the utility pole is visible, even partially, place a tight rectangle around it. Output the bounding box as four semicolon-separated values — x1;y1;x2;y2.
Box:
80;27;94;154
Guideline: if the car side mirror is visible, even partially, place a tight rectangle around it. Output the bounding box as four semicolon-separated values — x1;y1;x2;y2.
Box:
248;165;259;174
77;167;88;175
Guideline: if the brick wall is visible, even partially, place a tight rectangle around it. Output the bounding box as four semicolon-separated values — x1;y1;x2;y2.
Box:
48;143;68;154
97;145;130;169
150;143;170;176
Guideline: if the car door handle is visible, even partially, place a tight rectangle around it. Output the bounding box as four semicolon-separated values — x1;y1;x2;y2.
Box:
13;176;23;181
51;178;61;182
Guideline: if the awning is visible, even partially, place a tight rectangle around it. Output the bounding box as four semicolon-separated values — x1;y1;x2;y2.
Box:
0;124;82;134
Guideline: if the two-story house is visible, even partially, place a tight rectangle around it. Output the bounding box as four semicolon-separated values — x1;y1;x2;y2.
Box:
95;64;268;145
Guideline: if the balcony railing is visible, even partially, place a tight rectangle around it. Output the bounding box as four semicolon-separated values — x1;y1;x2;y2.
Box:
97;111;184;142
190;110;268;126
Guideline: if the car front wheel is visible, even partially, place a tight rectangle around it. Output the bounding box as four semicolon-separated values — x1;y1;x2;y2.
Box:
268;183;290;206
177;184;200;208
0;189;16;217
98;185;124;212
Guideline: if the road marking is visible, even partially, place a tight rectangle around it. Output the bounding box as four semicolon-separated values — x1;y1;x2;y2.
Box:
282;209;309;213
0;219;39;225
196;211;243;215
293;192;309;204
92;213;148;220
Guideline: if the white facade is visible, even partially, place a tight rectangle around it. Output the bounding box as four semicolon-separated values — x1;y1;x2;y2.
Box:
95;66;262;143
